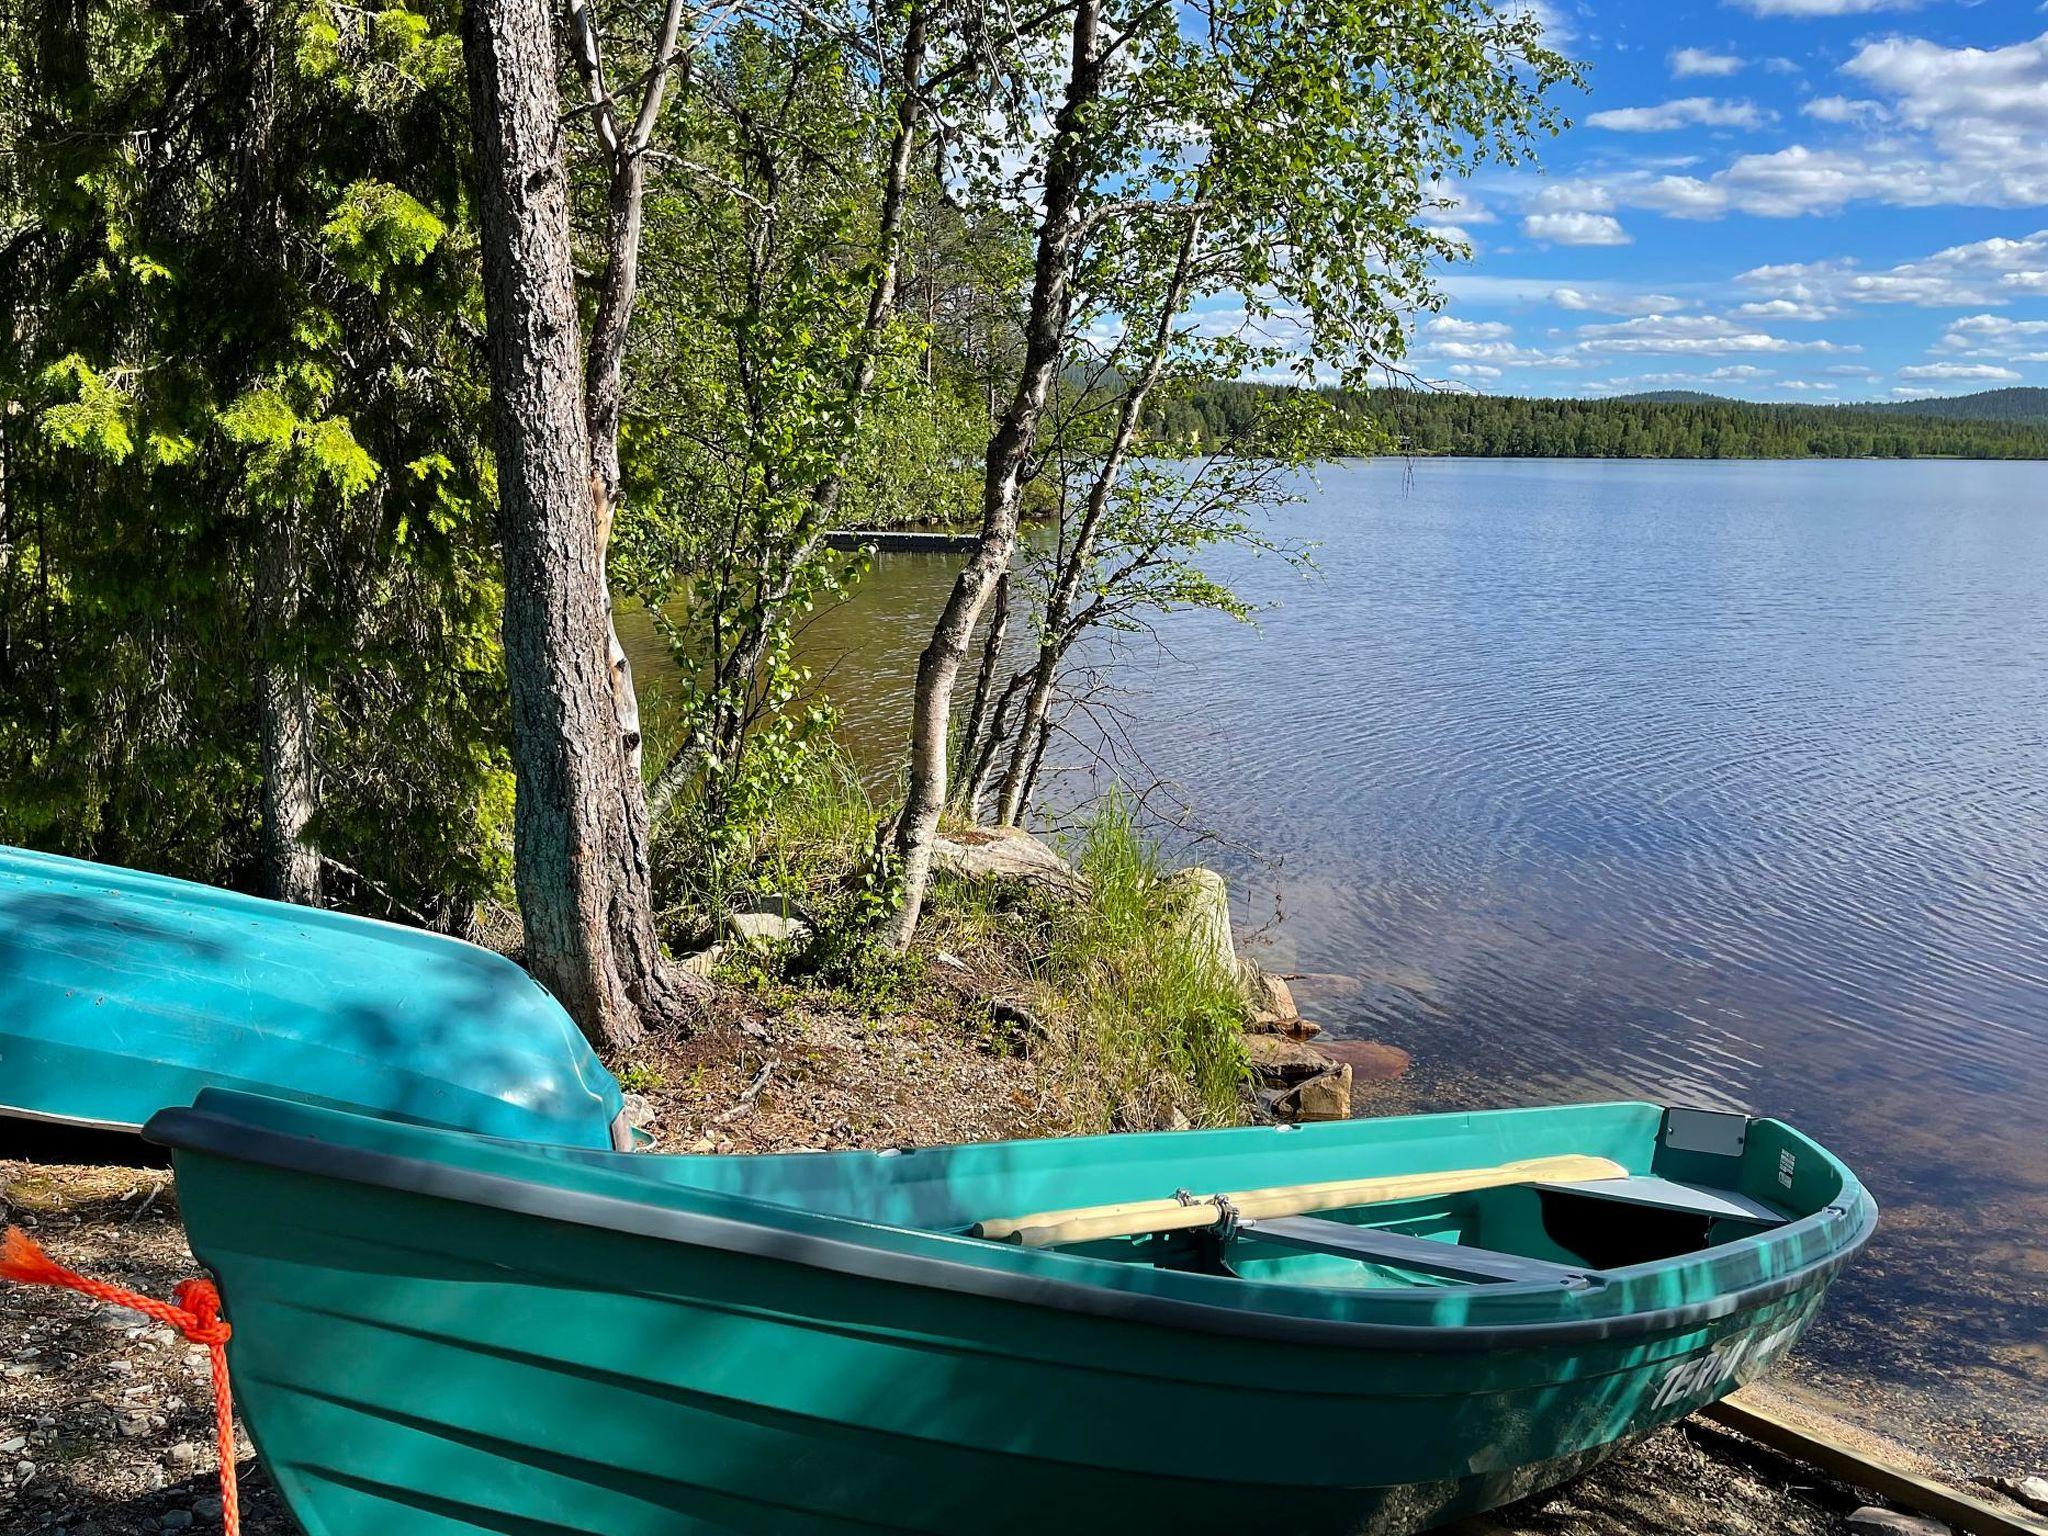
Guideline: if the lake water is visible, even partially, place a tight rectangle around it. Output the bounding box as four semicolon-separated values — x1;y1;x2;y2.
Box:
621;458;2048;1459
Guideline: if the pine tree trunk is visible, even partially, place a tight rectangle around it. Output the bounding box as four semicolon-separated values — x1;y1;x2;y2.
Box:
244;0;319;906
255;517;321;904
464;0;695;1050
883;0;1103;949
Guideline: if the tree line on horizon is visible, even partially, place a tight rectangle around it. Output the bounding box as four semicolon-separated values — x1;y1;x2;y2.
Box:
1150;384;2048;460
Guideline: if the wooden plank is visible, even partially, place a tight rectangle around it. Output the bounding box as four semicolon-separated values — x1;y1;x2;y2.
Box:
974;1153;1627;1247
1701;1395;2048;1536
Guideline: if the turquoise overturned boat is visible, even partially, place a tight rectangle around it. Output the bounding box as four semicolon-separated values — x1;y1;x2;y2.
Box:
0;846;632;1149
149;1092;1875;1534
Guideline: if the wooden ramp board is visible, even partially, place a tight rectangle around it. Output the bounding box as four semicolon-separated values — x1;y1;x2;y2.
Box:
1702;1395;2048;1536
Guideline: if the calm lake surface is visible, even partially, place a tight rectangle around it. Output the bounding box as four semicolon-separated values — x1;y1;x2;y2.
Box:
622;458;2048;1453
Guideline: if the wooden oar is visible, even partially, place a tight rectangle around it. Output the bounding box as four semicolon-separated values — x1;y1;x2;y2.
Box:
974;1153;1627;1248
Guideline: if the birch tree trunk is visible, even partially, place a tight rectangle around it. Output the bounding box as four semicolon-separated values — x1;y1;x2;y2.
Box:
951;568;1009;810
995;211;1203;827
464;0;695;1050
883;0;1104;948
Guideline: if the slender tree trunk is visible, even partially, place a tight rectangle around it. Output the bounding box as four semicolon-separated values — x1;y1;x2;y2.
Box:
1;405;14;688
883;0;1104;948
577;0;686;786
254;515;322;903
952;568;1008;807
643;4;929;825
961;669;1029;819
241;0;320;904
464;0;696;1050
995;211;1202;826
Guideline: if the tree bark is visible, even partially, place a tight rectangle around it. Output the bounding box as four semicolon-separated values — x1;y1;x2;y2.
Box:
996;208;1202;827
255;517;322;903
883;0;1104;948
464;0;695;1050
243;0;320;905
952;567;1008;808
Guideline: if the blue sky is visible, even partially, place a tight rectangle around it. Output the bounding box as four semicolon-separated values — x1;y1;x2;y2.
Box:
1393;1;2048;402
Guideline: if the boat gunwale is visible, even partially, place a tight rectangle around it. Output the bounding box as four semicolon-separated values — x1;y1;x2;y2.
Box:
147;1103;1879;1355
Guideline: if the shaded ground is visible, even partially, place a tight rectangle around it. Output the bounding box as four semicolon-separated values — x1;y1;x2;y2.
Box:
2;1010;2039;1535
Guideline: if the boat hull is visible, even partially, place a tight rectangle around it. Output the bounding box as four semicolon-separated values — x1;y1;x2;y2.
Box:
0;846;627;1148
151;1096;1873;1536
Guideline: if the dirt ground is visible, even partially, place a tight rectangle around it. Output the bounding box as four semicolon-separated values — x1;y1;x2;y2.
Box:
1;1010;2039;1536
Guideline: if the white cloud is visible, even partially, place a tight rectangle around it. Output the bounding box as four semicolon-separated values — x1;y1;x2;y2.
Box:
1586;97;1774;132
1530;179;1617;212
1801;95;1889;125
1739;231;2048;309
1550;287;1688;315
1550;32;2048;221
1931;313;2048;357
1522;211;1632;246
1424;316;1515;341
1671;47;1745;78
1630;365;1777;384
1897;362;2023;381
1446;364;1503;380
1841;30;2048;207
1733;297;1835;321
1774;379;1840;391
1626;145;1950;219
1573;312;1855;356
1729;0;1919;14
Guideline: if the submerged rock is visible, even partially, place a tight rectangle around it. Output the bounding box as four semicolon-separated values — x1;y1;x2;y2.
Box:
1281;1067;1353;1122
1244;1033;1336;1088
1317;1038;1413;1083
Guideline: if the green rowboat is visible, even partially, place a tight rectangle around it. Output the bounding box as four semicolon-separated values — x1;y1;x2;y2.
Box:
148;1091;1875;1535
0;847;631;1149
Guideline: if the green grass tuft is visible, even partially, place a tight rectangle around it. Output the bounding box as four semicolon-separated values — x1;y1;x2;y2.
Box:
1040;795;1251;1129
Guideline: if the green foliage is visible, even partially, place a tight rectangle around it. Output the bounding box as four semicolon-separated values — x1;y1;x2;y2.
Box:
320;180;447;291
1042;796;1251;1129
1;0;506;920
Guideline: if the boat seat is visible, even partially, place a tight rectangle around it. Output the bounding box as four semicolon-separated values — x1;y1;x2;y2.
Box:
1532;1176;1786;1227
1241;1216;1593;1287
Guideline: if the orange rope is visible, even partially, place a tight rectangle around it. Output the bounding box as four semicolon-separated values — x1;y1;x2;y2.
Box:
1;1226;239;1536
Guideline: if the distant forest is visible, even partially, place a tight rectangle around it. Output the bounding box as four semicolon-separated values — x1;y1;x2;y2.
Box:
1149;385;2048;459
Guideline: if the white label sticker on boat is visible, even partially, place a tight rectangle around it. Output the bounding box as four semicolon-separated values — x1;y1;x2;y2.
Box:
1778;1150;1796;1189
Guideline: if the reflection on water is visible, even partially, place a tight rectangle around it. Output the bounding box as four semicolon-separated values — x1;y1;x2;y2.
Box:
624;458;2048;1451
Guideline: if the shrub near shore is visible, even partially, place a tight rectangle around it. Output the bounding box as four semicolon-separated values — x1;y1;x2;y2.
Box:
643;768;1254;1139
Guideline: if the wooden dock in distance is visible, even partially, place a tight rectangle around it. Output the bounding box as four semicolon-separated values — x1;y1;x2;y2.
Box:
823;528;979;553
